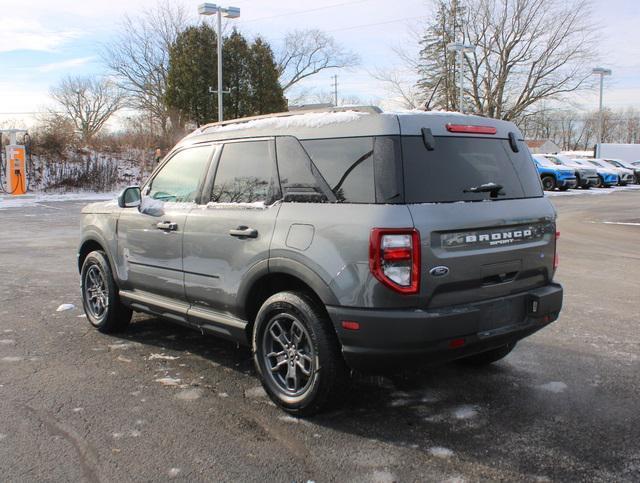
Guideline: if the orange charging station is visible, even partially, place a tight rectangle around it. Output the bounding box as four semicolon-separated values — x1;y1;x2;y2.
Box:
6;144;27;195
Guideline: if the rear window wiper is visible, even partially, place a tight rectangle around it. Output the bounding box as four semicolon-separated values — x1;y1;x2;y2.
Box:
463;182;505;198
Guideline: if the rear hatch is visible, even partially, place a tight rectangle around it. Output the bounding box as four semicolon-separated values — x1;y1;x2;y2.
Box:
400;124;556;309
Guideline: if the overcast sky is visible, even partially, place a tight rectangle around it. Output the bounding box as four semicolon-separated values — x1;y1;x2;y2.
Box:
0;0;638;127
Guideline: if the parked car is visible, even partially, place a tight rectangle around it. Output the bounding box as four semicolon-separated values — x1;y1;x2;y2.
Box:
532;154;577;191
78;107;563;415
603;158;640;184
588;158;634;186
543;154;598;189
575;159;620;187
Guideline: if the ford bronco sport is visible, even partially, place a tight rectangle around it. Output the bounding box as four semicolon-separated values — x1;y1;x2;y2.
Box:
78;107;563;415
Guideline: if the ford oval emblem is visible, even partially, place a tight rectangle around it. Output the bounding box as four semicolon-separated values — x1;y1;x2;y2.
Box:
429;266;450;277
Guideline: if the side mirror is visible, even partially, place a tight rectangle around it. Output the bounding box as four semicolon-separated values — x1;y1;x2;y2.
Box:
118;186;141;208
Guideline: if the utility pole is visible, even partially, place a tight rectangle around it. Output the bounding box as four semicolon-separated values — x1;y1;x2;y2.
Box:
592;67;612;150
198;3;241;122
332;75;338;107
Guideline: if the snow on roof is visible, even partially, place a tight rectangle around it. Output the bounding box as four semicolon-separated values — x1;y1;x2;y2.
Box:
194;110;369;136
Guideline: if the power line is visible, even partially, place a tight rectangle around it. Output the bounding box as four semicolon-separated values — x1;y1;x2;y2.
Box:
325;16;427;33
237;0;372;24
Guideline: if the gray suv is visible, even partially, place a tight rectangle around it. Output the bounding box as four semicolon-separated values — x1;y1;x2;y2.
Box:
78;107;563;415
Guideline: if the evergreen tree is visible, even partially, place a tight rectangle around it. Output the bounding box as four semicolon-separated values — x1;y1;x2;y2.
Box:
165;24;218;126
248;37;287;116
222;29;251;121
166;28;287;126
416;0;466;111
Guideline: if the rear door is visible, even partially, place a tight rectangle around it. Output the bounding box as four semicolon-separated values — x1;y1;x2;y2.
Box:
183;139;280;326
401;134;556;310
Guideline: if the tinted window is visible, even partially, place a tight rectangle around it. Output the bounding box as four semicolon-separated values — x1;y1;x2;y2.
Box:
149;146;212;202
402;136;543;203
276;137;333;203
302;138;375;203
211;141;277;204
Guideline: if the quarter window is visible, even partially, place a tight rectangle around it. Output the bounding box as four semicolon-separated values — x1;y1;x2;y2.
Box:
301;138;376;203
211;141;277;204
148;146;212;202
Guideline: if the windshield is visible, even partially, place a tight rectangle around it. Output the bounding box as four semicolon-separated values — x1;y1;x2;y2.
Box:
535;156;560;168
402;136;543;203
589;160;605;168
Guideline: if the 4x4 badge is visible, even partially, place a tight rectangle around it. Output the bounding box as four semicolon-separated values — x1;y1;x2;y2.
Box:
429;266;450;277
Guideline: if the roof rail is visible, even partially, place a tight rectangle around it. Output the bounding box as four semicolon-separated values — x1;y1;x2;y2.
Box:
199;105;382;132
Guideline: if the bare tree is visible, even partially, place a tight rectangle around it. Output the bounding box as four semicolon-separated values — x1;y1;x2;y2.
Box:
418;0;598;120
101;0;189;138
276;29;359;91
371;68;424;109
50;76;123;143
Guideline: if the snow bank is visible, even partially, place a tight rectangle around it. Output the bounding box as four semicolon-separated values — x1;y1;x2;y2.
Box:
0;192;117;210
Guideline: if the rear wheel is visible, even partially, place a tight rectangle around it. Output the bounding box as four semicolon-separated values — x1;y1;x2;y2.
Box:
541;175;556;191
558;185;569;191
252;291;348;416
81;250;132;333
457;343;516;366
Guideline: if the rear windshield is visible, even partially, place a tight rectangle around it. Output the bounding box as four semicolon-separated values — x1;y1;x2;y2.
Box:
402;136;543;203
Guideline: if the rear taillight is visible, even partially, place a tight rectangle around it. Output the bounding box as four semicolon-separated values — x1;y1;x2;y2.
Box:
369;228;420;294
553;230;560;270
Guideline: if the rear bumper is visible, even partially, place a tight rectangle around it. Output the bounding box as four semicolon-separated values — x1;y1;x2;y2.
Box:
327;283;563;372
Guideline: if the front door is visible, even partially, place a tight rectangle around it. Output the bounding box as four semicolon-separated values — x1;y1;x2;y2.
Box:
117;144;214;302
183;139;280;321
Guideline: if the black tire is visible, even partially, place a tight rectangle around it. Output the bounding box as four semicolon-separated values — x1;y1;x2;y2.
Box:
252;291;348;416
81;250;132;333
558;185;569;191
594;176;603;188
541;175;556;191
457;343;516;366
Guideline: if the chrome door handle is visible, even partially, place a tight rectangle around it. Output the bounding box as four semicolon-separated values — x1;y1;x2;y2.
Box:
229;226;258;238
156;221;178;231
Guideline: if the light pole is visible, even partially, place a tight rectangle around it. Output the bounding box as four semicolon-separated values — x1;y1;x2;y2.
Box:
198;3;241;122
447;42;475;113
592;67;612;148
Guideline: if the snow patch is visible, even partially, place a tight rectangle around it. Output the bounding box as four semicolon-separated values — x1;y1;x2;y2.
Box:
72;407;84;413
56;303;75;312
148;353;180;361
139;196;165;216
168;468;181;478
195;110;368;136
117;355;132;363
1;356;23;362
175;388;203;401
452;405;479;420
108;342;138;351
537;381;567;393
205;201;266;210
0;339;15;345
429;446;454;458
0;192;118;210
155;377;181;386
371;470;397;483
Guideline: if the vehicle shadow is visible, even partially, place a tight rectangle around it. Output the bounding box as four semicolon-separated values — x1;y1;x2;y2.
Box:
108;313;633;481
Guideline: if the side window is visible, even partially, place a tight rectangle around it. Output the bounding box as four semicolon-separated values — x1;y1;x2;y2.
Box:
276;137;333;203
148;145;212;202
301;138;375;203
211;141;277;204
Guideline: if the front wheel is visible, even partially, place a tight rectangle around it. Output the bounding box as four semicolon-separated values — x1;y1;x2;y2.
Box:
457;343;516;366
541;175;556;191
252;292;348;416
81;250;132;333
594;176;604;188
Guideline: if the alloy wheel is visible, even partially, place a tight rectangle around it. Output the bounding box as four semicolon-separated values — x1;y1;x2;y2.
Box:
262;313;315;396
84;264;109;320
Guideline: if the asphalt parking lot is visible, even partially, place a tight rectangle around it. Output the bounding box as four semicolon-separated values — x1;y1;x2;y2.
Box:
1;191;639;482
